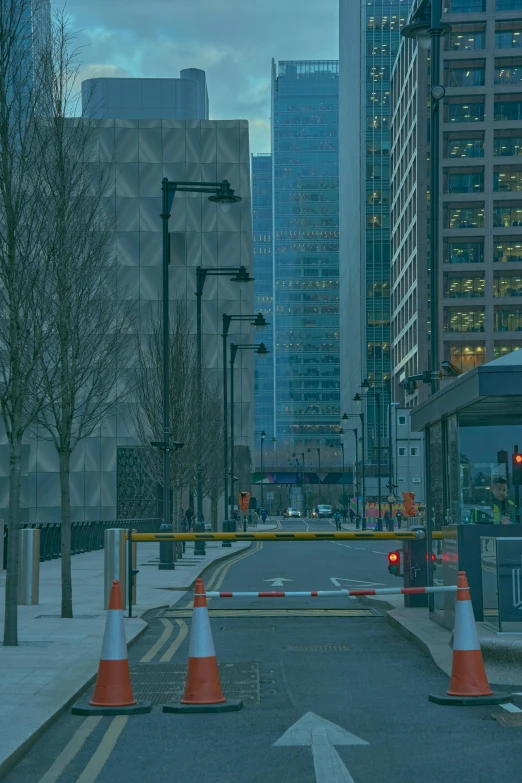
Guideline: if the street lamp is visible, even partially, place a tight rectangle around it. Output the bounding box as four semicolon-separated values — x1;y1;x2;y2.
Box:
402;1;451;395
160;178;242;534
343;411;366;525
222;312;267;521
230;342;269;530
338;428;345;500
354;384;383;530
260;430;266;508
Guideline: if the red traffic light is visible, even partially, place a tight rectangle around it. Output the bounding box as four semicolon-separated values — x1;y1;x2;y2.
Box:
388;552;399;564
515;454;522;464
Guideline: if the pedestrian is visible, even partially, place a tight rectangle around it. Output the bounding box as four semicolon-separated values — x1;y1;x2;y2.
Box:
333;510;341;530
185;507;193;531
342;507;348;523
383;510;391;531
348;508;355;524
251;509;259;527
396;510;403;529
260;508;267;524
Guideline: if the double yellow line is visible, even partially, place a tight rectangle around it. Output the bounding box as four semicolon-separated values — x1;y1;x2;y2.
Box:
37;539;263;783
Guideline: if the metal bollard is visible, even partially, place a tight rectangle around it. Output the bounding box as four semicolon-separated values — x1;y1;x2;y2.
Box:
18;528;40;605
194;520;206;556
104;529;126;609
222;520;232;547
362;517;367;530
159;523;174;570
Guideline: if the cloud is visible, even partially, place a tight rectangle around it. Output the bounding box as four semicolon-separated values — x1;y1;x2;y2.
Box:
60;0;338;153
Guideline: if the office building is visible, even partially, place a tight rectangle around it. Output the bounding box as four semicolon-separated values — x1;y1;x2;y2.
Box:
82;70;209;121
270;59;340;457
252;153;274;443
339;0;412;458
1;76;254;523
391;0;522;406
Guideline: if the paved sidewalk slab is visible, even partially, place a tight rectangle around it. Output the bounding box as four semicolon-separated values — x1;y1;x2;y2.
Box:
0;522;277;777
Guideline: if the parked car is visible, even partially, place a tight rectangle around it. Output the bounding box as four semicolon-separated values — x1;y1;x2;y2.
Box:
284;508;302;518
316;504;333;518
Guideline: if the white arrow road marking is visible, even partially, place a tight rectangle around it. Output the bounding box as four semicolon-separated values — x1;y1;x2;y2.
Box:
330;577;385;587
274;712;368;783
264;577;293;587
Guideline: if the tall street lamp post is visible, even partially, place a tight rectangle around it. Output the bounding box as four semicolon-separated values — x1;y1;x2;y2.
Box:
343;412;366;527
338;429;345;503
402;1;451;395
196;264;251;531
260;431;266;508
222;312;267;522
230;342;269;531
160;178;241;535
354;383;382;530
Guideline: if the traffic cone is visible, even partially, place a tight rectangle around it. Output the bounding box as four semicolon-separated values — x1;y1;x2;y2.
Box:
72;580;151;715
429;571;511;706
163;578;242;713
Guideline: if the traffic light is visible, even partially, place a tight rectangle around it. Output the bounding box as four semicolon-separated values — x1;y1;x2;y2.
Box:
513;452;522;486
388;550;402;577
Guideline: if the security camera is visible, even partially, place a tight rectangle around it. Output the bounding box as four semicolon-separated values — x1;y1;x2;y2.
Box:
441;360;461;377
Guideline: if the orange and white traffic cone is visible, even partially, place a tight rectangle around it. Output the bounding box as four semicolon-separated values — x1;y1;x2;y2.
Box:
163;578;242;713
72;580;151;715
429;571;511;706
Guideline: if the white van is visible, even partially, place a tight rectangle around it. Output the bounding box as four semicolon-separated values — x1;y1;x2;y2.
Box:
316;504;333;518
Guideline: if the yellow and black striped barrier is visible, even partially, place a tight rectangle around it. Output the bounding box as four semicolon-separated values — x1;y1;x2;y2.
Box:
128;531;426;542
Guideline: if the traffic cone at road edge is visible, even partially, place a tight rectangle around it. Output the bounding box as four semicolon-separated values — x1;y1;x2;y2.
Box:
72;580;151;716
429;571;512;706
163;578;243;713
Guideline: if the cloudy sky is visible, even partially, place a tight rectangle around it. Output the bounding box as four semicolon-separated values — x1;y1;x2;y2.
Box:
62;0;339;154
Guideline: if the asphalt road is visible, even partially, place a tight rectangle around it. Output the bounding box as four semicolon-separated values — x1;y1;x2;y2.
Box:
7;517;522;783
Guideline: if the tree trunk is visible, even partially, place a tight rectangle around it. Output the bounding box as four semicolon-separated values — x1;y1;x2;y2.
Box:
4;434;22;645
211;494;217;532
59;449;72;618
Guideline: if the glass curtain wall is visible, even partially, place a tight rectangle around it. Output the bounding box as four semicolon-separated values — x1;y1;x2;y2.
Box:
252;154;274;442
272;60;340;452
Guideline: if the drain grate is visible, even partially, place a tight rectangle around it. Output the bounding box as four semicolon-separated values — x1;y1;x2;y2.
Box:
221;625;275;632
36;614;101;619
128;662;260;706
491;713;522;727
160;608;379;619
284;644;351;652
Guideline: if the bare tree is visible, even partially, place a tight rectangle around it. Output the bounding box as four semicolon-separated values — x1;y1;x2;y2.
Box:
133;301;223;527
34;10;132;618
201;387;224;531
0;0;53;645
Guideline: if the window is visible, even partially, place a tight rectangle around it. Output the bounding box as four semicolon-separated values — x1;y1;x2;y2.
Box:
398;447;406;456
444;240;484;264
445;342;486;372
443;203;485;229
410;447;419;457
494;341;522;358
494;95;522;121
494;130;522;157
367;282;390;297
494;165;522;192
449;25;485;51
495;21;522;49
398;415;406;425
444;167;484;193
445;60;485;88
495;58;522;84
443;132;484;158
444;307;485;332
494;273;522;297
494;238;522;263
493;201;522;227
495;307;522;331
444;273;485;298
496;0;522;9
444;95;485;123
449;0;485;9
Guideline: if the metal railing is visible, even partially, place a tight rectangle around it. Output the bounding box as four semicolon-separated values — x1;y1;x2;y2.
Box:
3;519;162;567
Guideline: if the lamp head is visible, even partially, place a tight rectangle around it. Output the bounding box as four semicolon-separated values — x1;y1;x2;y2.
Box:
361;378;371;389
353;393;362;402
208;179;242;213
256;342;269;358
252;312;267;331
261;430;266;440
231;265;253;283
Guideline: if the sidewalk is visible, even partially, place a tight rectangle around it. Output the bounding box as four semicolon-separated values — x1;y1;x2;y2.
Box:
0;522;277;777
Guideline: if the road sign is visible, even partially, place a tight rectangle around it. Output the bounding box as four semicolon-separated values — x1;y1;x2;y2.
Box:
266;491;274;500
274;711;368;783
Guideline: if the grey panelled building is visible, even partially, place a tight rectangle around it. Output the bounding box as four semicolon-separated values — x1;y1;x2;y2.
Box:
2;74;254;523
391;0;522;406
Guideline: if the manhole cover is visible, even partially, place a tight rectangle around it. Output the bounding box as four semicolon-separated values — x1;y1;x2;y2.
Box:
160;608;379;618
128;663;260;705
284;645;351;652
221;626;275;632
491;712;522;727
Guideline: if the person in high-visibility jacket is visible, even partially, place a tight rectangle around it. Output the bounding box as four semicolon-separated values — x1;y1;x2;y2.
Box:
490;476;516;524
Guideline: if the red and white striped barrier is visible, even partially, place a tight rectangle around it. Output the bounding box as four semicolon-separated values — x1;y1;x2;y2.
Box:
205;585;458;599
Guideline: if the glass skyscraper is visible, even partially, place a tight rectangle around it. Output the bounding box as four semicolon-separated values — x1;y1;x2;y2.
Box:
339;0;411;457
269;59;340;457
252;153;274;438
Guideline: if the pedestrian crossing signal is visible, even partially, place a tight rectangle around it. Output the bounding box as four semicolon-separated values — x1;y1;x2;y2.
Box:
388;550;402;577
